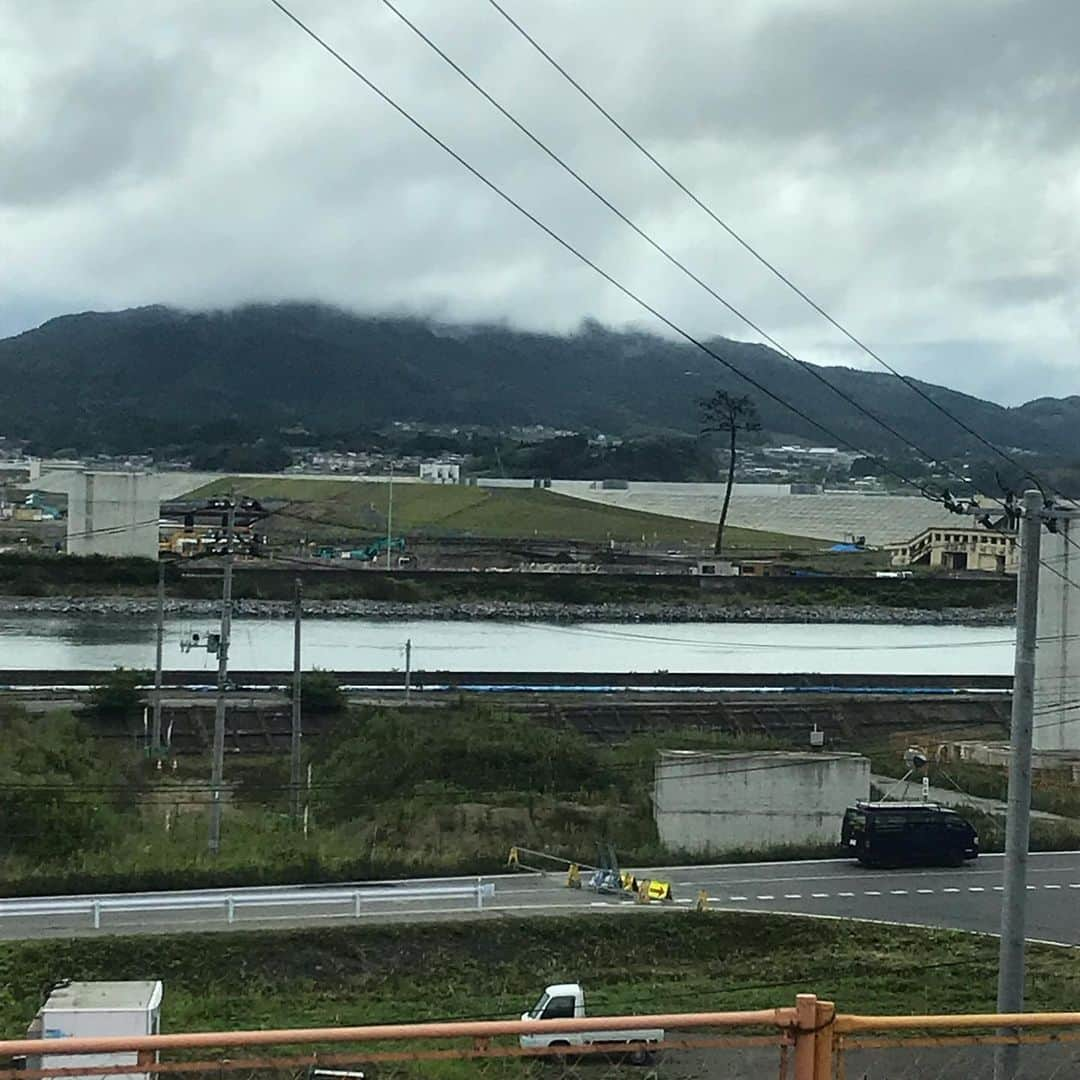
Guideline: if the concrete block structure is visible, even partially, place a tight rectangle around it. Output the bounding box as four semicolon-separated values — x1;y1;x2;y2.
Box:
653;750;870;854
1034;520;1080;750
419;461;461;484
67;471;160;559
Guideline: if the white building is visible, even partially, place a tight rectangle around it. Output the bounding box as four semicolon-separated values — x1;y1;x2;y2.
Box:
419;460;461;485
653;750;870;854
67;471;160;559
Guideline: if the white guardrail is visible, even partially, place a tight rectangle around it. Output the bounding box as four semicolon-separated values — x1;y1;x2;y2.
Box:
0;881;496;929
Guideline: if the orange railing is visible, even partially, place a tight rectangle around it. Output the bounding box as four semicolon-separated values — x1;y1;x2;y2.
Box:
3;995;1080;1080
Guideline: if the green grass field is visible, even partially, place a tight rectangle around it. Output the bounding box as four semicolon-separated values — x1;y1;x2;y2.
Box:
1;915;1077;1039
190;477;817;550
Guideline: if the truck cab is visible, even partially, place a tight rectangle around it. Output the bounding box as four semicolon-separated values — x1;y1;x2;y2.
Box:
520;983;663;1065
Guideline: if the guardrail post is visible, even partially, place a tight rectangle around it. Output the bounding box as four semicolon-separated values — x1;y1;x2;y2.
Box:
793;994;819;1080
92;901;101;930
354;890;362;919
813;999;835;1080
226;896;235;925
476;877;483;911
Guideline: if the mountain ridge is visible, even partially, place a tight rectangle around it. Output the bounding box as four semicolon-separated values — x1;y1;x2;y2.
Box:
1;302;1075;459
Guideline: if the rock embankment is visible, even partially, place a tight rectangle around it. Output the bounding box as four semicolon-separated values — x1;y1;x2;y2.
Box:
0;595;1014;625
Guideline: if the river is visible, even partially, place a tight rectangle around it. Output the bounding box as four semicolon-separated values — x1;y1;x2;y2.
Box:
0;614;1015;674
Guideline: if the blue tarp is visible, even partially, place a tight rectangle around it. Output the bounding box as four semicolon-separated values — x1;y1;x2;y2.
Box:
827;542;863;552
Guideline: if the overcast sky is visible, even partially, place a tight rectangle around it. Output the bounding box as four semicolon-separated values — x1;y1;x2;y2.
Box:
2;0;1078;405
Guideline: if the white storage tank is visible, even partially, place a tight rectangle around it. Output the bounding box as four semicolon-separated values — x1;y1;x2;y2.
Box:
27;981;163;1080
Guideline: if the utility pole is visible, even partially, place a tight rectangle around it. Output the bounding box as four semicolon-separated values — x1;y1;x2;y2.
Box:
994;489;1043;1080
404;637;412;703
290;576;303;822
208;498;236;856
151;559;165;755
386;462;394;571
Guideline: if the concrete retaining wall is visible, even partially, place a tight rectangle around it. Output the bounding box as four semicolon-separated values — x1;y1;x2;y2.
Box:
654;750;870;854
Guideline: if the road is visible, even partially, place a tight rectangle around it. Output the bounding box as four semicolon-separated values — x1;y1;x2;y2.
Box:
4;852;1080;943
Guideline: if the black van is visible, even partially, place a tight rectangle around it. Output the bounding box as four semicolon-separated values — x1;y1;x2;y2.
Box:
841;801;979;867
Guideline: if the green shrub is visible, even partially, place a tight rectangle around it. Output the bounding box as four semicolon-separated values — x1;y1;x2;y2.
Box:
0;707;130;861
299;669;346;714
88;667;147;719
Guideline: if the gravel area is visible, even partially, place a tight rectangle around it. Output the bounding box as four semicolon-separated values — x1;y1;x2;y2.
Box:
0;595;1015;625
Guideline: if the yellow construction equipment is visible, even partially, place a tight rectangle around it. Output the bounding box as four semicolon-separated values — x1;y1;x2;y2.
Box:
566;864;581;889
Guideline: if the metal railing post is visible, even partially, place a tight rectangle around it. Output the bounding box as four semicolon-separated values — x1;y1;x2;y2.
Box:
793;994;818;1080
226;896;235;925
476;877;483;911
92;901;101;930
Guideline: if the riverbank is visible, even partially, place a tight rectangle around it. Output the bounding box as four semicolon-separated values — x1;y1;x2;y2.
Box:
0;594;1016;624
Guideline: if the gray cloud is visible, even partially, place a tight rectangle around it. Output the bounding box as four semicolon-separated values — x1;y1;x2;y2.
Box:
0;0;1077;407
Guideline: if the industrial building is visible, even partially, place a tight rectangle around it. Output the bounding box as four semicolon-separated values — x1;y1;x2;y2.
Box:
653;750;870;854
885;524;1018;574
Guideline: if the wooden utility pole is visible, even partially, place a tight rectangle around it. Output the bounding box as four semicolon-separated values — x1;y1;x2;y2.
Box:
208;499;236;855
151;559;165;754
290;577;303;821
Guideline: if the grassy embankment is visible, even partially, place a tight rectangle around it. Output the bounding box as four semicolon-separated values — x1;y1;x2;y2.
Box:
0;917;1078;1038
4;700;1078;898
192;476;814;550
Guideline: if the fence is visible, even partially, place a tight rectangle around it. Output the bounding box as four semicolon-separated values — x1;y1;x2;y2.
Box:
0;881;494;932
1;995;1078;1079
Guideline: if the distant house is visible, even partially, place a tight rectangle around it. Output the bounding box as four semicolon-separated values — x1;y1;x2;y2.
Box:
886;525;1018;574
419;461;461;485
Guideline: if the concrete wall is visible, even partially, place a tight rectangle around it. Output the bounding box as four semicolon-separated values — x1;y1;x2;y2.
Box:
1034;520;1080;750
67;472;159;559
653;750;870;854
549;480;962;546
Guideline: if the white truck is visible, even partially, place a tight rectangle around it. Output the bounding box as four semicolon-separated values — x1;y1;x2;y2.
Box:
519;983;663;1065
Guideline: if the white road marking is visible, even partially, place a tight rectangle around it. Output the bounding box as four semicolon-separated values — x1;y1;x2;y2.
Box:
728;895;747;902
865;891;881;896
838;892;854;898
1027;885;1037;891
890;890;908;895
756;895;775;900
1044;885;1062;890
1070;884;1080;890
676;898;692;904
917;889;934;894
784;893;803;899
944;888;960;893
589;902;610;907
969;887;985;893
811;893;829;899
994;886;1004;891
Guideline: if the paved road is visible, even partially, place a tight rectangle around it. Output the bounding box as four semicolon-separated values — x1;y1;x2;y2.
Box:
5;853;1080;943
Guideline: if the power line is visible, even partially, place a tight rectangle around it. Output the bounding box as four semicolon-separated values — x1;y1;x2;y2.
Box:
264;0;955;505
481;0;1054;488
376;0;951;475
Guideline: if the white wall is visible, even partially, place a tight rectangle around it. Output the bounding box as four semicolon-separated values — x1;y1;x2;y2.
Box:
654;751;870;854
67;472;159;559
1034;520;1080;750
